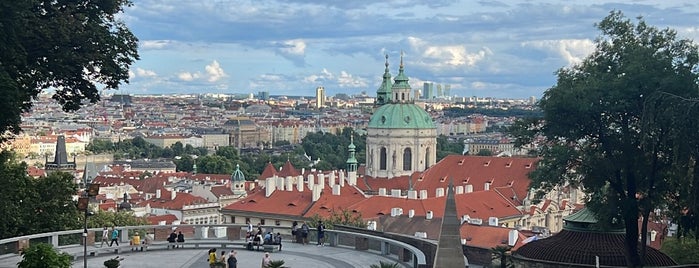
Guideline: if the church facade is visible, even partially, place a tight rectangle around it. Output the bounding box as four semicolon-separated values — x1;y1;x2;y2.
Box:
365;55;437;178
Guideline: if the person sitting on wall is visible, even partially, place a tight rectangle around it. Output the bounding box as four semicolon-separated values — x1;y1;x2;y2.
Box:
167;230;177;249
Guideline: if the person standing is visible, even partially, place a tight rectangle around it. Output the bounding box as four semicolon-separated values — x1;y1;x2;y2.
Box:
208;248;217;268
109;227;119;247
100;226;109;247
316;221;325;246
177;231;185;248
301;222;309;245
219;250;227;267
291;221;298;243
261;252;271;268
246;220;253;235
227;251;238;268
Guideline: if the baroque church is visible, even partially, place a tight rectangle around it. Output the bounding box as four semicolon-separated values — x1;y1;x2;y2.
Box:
365;54;437;178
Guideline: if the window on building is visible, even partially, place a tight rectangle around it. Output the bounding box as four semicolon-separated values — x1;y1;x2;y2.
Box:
403;148;412;171
425;148;430;170
275;220;281;226
380;147;387;170
260;219;266;225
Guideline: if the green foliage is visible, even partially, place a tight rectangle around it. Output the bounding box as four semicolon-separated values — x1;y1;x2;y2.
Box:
0;0;138;141
0;150;81;239
510;11;699;266
18;243;72;268
308;209;366;229
436;135;463;160
265;260;287;268
444;107;542;118
490;245;513;268
86;210;148;229
197;155;234;174
103;258;120;268
370;261;400;268
476;149;493;156
301;127;366;170
661;236;699;264
174;154;195;172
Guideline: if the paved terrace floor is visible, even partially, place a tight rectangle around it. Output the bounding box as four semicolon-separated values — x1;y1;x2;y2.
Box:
0;241;405;268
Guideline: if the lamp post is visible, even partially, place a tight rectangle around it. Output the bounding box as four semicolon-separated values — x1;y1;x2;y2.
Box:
78;184;100;268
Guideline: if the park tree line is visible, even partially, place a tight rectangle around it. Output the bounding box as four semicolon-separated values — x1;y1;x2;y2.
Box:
510;11;699;266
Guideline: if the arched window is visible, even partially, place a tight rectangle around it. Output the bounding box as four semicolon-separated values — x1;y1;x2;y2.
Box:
425;148;430;170
380;147;387;170
403;148;412;171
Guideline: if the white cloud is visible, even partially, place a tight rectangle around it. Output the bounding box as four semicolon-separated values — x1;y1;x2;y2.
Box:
177;72;200;81
337;71;368;88
135;68;157;78
140;40;174;50
521;39;595;66
275;39;307;66
205;60;227;82
407;36;492;70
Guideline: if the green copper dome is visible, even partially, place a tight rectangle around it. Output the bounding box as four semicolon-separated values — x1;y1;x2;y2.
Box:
368;103;435;129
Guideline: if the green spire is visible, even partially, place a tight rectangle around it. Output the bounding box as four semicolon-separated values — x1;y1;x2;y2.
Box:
346;133;358;172
376;54;392;105
391;51;411;102
231;163;245;182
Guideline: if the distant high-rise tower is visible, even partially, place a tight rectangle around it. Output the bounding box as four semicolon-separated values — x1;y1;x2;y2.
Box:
436;84;443;98
315;86;326;109
423;82;434;100
444;84;451;98
257;91;270;101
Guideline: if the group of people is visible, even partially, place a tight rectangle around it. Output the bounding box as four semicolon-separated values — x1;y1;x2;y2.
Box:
291;220;325;246
167;230;186;248
245;221;283;251
207;248;239;268
99;226;124;247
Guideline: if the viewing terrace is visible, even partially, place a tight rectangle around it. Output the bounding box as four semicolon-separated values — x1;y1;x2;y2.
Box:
0;224;430;268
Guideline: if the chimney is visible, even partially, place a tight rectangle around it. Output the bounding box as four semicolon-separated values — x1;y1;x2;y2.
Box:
318;173;325;189
328;172;336;187
455;186;464;194
301;168;305;175
407;190;417;200
461;215;470;224
488;217;499;226
436;188;445;198
171;190;176;200
312;185;322;202
156;189;161;199
408;209;415;218
249;182;256;190
332;184;341;196
339;171;345;187
348;171;357;186
297;175;304;192
378;188;386;196
285;176;293;192
508;230;519;246
276;176;284;191
391;189;401;197
265;178;276;197
390;207;403;217
426;210;433;220
419;190;428;199
465;184;473;193
307;174;315;189
484;182;490;191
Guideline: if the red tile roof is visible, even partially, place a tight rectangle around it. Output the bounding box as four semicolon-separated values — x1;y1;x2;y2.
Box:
140;192;210;210
210;185;234;197
461;224;528;250
147;214;179;225
416;155;536;202
304;186;367;218
259;162;277;180
278;160;301;177
454;190;523;220
222;188;313;217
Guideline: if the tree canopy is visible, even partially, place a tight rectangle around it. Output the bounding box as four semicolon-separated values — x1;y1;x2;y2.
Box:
511;11;699;266
0;151;81;239
0;0;139;141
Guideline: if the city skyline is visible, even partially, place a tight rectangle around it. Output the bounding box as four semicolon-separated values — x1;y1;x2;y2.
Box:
118;0;699;98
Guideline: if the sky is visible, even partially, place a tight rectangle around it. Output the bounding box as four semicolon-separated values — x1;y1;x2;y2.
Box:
118;0;699;99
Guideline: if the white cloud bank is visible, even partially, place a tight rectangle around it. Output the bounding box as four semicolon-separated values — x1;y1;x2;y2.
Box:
177;60;227;82
521;39;595;66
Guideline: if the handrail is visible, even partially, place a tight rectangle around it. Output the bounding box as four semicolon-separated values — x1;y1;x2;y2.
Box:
0;224;430;267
